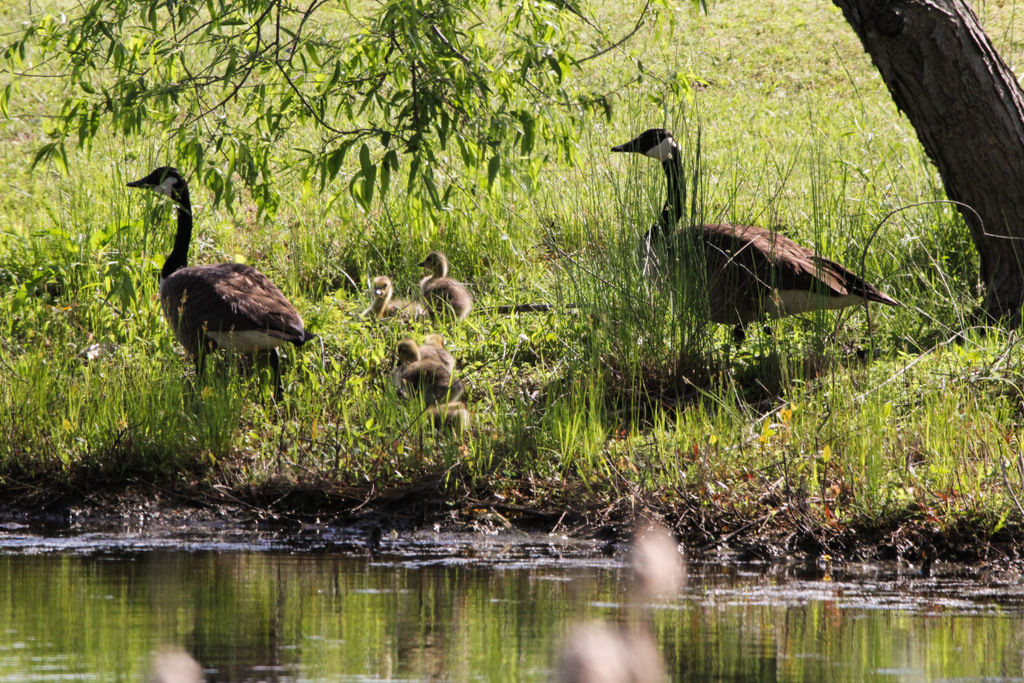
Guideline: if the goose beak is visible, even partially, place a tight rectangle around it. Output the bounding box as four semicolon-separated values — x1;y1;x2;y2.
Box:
611;137;644;154
126;178;147;188
417;259;428;268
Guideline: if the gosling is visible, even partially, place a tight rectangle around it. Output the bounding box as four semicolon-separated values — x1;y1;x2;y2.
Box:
420;333;456;372
418;252;473;321
362;275;426;320
392;338;464;405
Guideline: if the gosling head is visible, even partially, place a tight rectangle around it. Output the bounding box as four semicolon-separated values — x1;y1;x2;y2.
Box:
127;166;188;204
368;276;394;317
396;339;422;365
423;333;446;349
418;251;450;278
372;275;394;299
611;129;678;163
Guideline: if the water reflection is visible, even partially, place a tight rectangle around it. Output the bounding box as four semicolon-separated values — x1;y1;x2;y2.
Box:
0;526;1022;682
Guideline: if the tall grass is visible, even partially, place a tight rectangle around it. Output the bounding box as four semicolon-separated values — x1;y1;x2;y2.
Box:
2;0;1024;531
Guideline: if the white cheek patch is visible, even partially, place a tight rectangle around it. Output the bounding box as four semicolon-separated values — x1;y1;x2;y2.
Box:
154;176;179;197
645;138;677;162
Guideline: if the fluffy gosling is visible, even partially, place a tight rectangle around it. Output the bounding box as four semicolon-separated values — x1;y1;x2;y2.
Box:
392;338;464;405
418;252;473;321
362;275;426;320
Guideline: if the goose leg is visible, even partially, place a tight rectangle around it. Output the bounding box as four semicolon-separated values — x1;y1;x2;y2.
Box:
269;347;283;401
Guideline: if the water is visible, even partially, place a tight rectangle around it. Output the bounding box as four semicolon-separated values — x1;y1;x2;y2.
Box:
1;522;1023;682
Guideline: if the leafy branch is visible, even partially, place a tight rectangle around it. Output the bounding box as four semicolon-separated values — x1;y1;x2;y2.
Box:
3;0;694;215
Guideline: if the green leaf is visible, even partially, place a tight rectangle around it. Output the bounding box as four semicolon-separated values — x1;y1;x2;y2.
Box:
31;142;58;171
487;154;500;189
380;150;397;197
361;162;376;208
359;143;372;179
325;144;350;183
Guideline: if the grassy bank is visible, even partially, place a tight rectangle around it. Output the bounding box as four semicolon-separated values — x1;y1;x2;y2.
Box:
2;0;1024;560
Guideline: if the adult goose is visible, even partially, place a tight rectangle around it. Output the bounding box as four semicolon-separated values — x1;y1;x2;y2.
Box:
127;166;315;399
611;129;899;341
362;275;426;320
418;251;473;321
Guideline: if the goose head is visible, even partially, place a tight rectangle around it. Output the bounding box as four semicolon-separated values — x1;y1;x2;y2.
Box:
396;339;422;365
423;333;446;349
418;251;450;278
611;129;679;163
372;275;394;300
127;166;188;204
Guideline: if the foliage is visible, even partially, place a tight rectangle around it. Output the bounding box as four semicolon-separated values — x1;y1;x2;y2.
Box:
2;0;694;216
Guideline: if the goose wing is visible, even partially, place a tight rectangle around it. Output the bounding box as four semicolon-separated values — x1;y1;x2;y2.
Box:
701;224;872;298
162;263;311;344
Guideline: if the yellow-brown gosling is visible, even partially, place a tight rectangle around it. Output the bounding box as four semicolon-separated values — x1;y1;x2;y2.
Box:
419;333;456;371
418;251;473;321
392;338;464;405
127;167;315;399
362;275;426;320
612;129;899;343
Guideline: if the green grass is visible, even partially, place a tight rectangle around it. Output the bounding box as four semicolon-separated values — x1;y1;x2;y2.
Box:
2;0;1024;547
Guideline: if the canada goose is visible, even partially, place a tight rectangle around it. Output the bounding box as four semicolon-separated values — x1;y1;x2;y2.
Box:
426;401;471;434
362;275;426;319
420;333;456;371
127;166;315;399
611;129;899;341
392;338;464;405
418;251;473;320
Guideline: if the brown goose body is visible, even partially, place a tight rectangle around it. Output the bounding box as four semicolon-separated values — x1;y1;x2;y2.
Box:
695;222;899;325
392;339;464;405
362;275;426;320
612;129;898;330
418;252;473;321
128;166;314;397
161;262;311;356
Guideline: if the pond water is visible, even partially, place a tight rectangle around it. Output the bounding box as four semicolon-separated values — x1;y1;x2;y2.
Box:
1;522;1023;682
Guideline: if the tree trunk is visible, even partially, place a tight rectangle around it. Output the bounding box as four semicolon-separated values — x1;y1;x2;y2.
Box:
833;0;1024;324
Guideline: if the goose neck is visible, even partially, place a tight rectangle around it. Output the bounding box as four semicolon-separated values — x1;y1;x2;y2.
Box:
161;186;193;280
657;154;686;233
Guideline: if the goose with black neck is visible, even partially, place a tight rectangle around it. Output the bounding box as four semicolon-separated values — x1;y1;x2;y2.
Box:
612;129;899;344
127;166;316;399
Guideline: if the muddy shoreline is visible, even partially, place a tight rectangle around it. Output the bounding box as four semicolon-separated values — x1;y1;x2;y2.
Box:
1;477;1022;571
